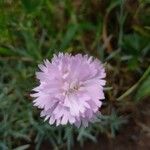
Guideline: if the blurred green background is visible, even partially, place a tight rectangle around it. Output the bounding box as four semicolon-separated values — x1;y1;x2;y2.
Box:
0;0;150;150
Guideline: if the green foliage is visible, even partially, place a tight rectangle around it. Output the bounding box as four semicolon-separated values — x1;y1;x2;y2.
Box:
122;33;150;70
60;24;78;50
21;0;42;13
0;0;149;149
77;127;97;146
139;0;150;4
13;144;30;150
64;127;74;150
135;69;150;101
99;112;127;137
136;76;150;100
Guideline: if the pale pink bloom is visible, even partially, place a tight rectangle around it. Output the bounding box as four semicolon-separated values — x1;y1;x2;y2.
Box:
31;53;106;127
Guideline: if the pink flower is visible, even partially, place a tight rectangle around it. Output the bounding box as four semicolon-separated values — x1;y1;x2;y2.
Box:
31;53;106;127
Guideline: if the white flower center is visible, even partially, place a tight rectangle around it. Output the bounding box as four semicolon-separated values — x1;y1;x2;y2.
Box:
63;80;81;95
68;84;79;93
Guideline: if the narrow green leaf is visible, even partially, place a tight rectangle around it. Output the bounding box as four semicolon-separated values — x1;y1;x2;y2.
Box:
60;24;78;49
13;145;30;150
0;47;15;56
21;0;42;13
135;75;150;101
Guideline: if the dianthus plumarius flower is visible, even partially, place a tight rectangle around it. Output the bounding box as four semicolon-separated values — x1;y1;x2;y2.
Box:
31;53;106;127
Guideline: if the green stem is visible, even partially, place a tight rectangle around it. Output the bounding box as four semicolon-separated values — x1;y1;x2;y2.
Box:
117;66;150;101
118;0;124;48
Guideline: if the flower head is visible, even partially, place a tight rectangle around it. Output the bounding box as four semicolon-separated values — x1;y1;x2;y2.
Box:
31;53;106;127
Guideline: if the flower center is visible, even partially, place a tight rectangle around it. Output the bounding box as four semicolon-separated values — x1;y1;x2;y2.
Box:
63;80;80;95
68;84;79;93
